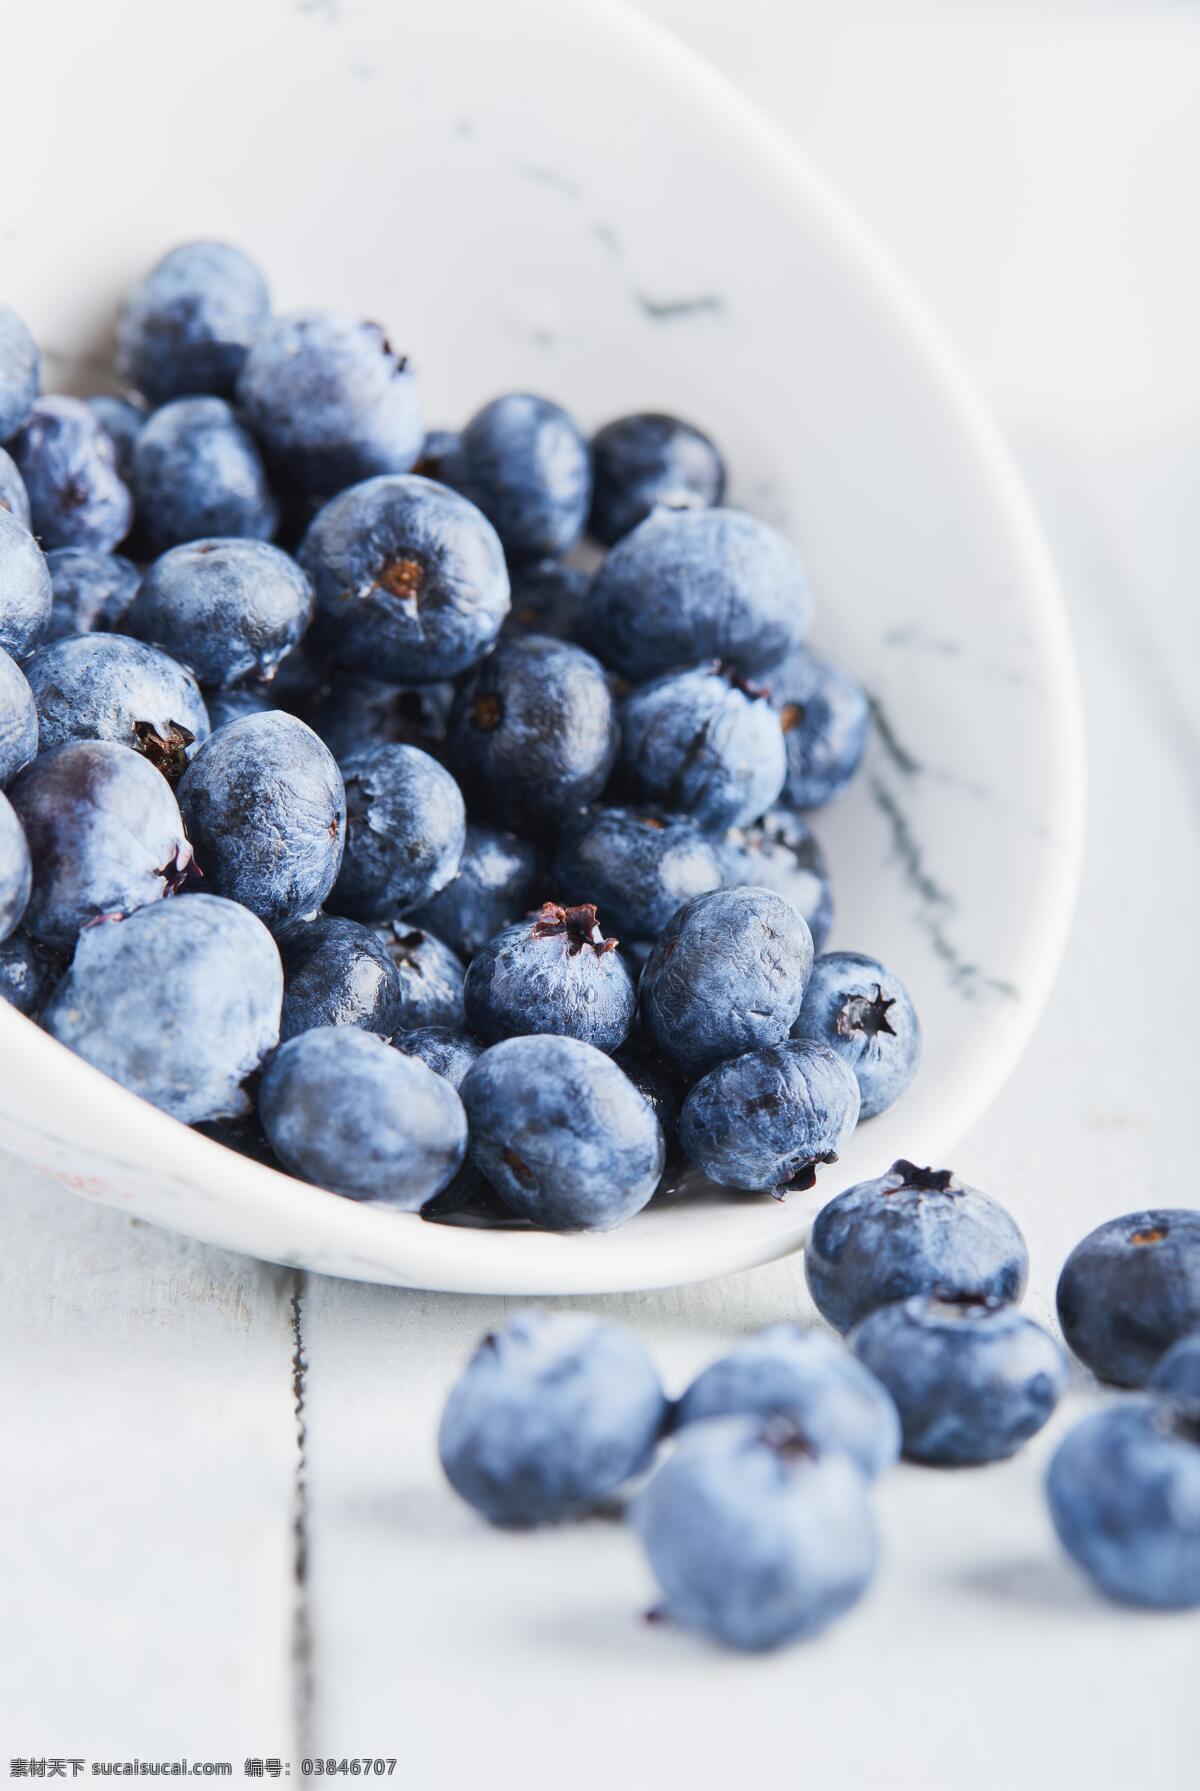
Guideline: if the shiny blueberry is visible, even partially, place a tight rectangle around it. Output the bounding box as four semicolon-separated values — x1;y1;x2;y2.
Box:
116;241;270;404
464;901;636;1053
277;914;404;1042
132;396;277;554
448;393;590;562
589;411;725;546
0;647;37;787
0;509;51;658
24;634;209;778
680;1039;860;1193
43;893;281;1122
618;662;787;830
720;805;833;954
552;805;725;948
791;950;920;1120
10;396;132;552
1056;1209;1200;1388
439;1309;667;1527
371;922;466;1031
805;1160;1029;1335
129;538;313;687
774;648;870;809
0;305;41;443
393;1025;482;1091
44;547;140;640
408;822;544;962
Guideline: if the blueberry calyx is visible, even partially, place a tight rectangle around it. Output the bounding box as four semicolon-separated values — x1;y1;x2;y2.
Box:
1129;1224;1168;1247
778;701;804;733
837;984;897;1042
472;693;503;732
157;842;199;895
756;1414;820;1462
886;1160;956;1195
768;1149;839;1200
716;661;769;702
373;554;425;604
530;901;618;956
390;929;429;972
132;718;196;785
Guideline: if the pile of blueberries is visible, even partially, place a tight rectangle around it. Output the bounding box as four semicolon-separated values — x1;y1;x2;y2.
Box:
0;241;923;1229
440;1184;1200;1649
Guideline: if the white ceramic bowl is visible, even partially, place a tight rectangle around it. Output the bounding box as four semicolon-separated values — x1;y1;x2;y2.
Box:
0;0;1083;1293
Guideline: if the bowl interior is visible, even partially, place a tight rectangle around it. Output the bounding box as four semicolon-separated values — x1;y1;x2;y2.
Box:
0;0;1083;1293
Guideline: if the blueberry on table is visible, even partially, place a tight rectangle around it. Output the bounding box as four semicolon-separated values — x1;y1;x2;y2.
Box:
679;1039;860;1193
44;548;139;641
0;929;64;1016
772;647;870;810
720;805;833;954
0;447;30;528
24;634;209;778
299;473;509;683
583;506;812;683
618;661;787;830
461;1033;664;1231
85;395;146;482
0;305;41;444
9;740;191;947
851;1294;1065;1466
1055;1209;1200;1388
238;310;422;496
128;538;313;689
464;901;636;1053
1149;1331;1200;1412
409;822;544;963
330;743;465;919
9;396;132;553
393;1025;482;1091
447;393;591;562
0;791;32;941
638;886;814;1077
552;806;725;950
42;893;282;1123
132;396;278;554
805;1159;1029;1335
302;674;453;764
371;922;466;1031
439;1309;667;1527
676;1325;900;1481
0;646;37;787
258;1025;466;1207
588;411;726;546
116;241;270;405
504;557;591;641
0;506;53;658
1046;1399;1200;1608
791;949;921;1120
633;1414;877;1651
446;634;617;837
277;914;404;1042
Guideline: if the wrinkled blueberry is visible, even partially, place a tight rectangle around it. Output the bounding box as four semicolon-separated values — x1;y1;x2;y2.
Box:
0;647;37;786
720;805;833;954
278;914;404;1042
10;396;132;552
448;394;590;562
791;950;920;1120
330;743;465;919
0;506;53;657
553;806;724;951
409;822;544;962
129;538;313;687
45;547;140;640
589;411;725;545
132;396;277;553
1056;1209;1200;1388
680;1039;860;1192
116;241;270;404
619;662;786;830
464;901;635;1053
372;922;466;1031
24;633;209;777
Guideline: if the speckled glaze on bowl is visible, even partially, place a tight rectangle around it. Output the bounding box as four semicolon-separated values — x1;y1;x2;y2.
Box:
0;0;1083;1293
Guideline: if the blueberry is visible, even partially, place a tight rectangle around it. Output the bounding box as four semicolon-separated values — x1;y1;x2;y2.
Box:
238;311;422;495
1047;1399;1200;1608
618;662;786;830
44;547;140;640
680;1040;860;1193
330;743;465;919
0;791;31;941
439;1309;667;1527
852;1294;1064;1465
552;806;725;950
0;506;53;657
302;674;453;763
116;241;270;405
1055;1209;1200;1388
773;648;870;809
132;396;278;554
447;634;617;837
720;805;833;954
203;683;275;730
371;922;466;1030
0;447;31;528
277;914;404;1042
589;411;725;545
0;647;37;787
300;473;508;682
464;901;636;1053
584;507;812;683
504;558;591;640
177;711;345;927
10;740;191;946
409;822;544;962
676;1326;900;1481
414;429;460;479
448;394;591;562
85;395;146;481
259;1025;465;1206
24;634;209;779
1149;1331;1200;1412
0;306;41;443
129;539;313;687
0;929;64;1016
10;397;132;553
633;1415;877;1651
805;1160;1029;1335
611;1042;685;1147
791;950;921;1120
638;886;814;1077
42;893;281;1122
393;1025;482;1091
461;1033;664;1230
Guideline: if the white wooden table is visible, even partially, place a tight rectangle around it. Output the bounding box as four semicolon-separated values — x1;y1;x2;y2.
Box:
2;6;1197;1786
